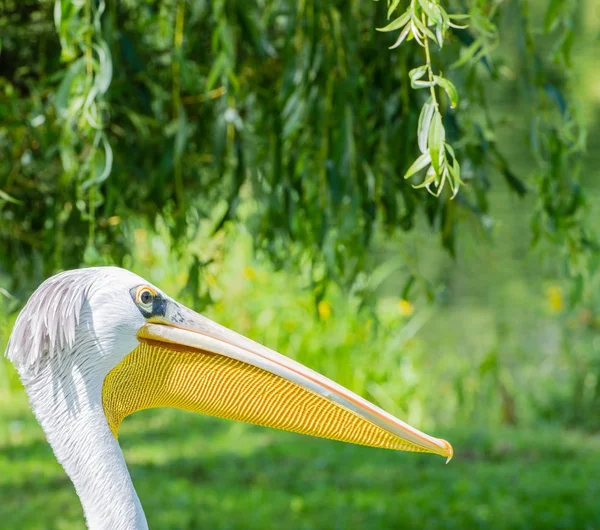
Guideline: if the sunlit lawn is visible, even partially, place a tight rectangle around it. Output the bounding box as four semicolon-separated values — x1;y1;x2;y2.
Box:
1;390;598;530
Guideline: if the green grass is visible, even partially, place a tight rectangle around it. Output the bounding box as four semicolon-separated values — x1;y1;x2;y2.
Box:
1;389;599;530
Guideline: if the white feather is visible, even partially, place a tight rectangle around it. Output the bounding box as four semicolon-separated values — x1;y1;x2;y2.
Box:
5;267;156;529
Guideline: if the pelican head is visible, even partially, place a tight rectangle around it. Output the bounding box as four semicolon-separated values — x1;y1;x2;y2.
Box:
6;267;452;529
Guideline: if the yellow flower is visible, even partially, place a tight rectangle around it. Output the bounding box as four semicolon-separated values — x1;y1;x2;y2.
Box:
546;286;564;313
317;300;332;321
243;266;256;281
106;215;121;227
398;299;415;317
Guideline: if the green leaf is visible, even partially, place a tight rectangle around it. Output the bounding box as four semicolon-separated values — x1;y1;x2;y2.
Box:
436;25;443;47
206;54;226;91
447;14;470;29
451;40;481;69
418;0;442;25
93;40;113;96
282;94;306;139
409;65;434;89
446;143;465;194
435;76;459;108
418;97;435;153
412;166;438;188
0;287;15;300
55;59;84;115
447;160;463;198
401;275;415;300
413;15;437;42
0;189;22;205
53;0;62;30
389;24;411;49
377;11;410;32
544;0;563;32
387;0;403;18
503;169;527;196
81;132;113;189
404;152;431;179
428;111;444;174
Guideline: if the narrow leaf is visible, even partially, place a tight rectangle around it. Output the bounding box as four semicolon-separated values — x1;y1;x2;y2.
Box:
428;111;444;174
410;20;424;46
389;24;411;49
435;76;459;108
412;166;438;188
377;11;411;32
418;0;443;25
436;25;443;47
206;54;226;91
81;133;113;189
447;20;469;29
413;16;437;42
418;97;435;153
404;153;431;179
451;40;481;69
53;0;62;29
93;40;113;96
0;189;22;205
408;65;428;88
387;0;402;18
55;59;84;115
544;0;563;32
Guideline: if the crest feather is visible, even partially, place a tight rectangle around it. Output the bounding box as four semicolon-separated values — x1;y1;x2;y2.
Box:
5;269;99;372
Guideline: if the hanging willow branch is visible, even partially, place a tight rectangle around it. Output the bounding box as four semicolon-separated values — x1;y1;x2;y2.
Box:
54;0;113;255
377;0;469;198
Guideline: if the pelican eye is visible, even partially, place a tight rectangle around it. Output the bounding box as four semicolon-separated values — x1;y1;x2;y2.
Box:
136;287;156;310
130;285;164;318
140;290;153;305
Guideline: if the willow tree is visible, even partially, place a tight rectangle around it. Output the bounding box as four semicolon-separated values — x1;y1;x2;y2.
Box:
0;0;590;303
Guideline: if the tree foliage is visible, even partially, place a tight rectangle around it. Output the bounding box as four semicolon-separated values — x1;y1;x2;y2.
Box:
0;0;591;300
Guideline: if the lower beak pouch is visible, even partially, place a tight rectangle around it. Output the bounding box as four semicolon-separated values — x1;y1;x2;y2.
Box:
102;323;452;460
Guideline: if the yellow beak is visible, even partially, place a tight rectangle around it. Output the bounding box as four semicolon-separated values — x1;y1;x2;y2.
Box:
102;301;453;461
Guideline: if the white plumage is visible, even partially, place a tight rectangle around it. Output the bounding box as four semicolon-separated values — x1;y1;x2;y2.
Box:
6;267;155;529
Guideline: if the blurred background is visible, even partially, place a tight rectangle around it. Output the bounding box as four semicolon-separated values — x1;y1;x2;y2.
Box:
1;0;600;528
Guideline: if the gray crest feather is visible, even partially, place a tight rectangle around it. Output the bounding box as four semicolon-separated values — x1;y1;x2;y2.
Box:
5;269;99;372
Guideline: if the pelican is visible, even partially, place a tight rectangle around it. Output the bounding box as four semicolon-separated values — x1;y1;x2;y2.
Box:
5;267;452;529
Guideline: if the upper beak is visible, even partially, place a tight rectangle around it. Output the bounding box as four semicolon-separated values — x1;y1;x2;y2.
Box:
102;300;453;462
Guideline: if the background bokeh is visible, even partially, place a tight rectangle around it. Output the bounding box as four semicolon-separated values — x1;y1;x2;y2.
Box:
1;1;600;528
